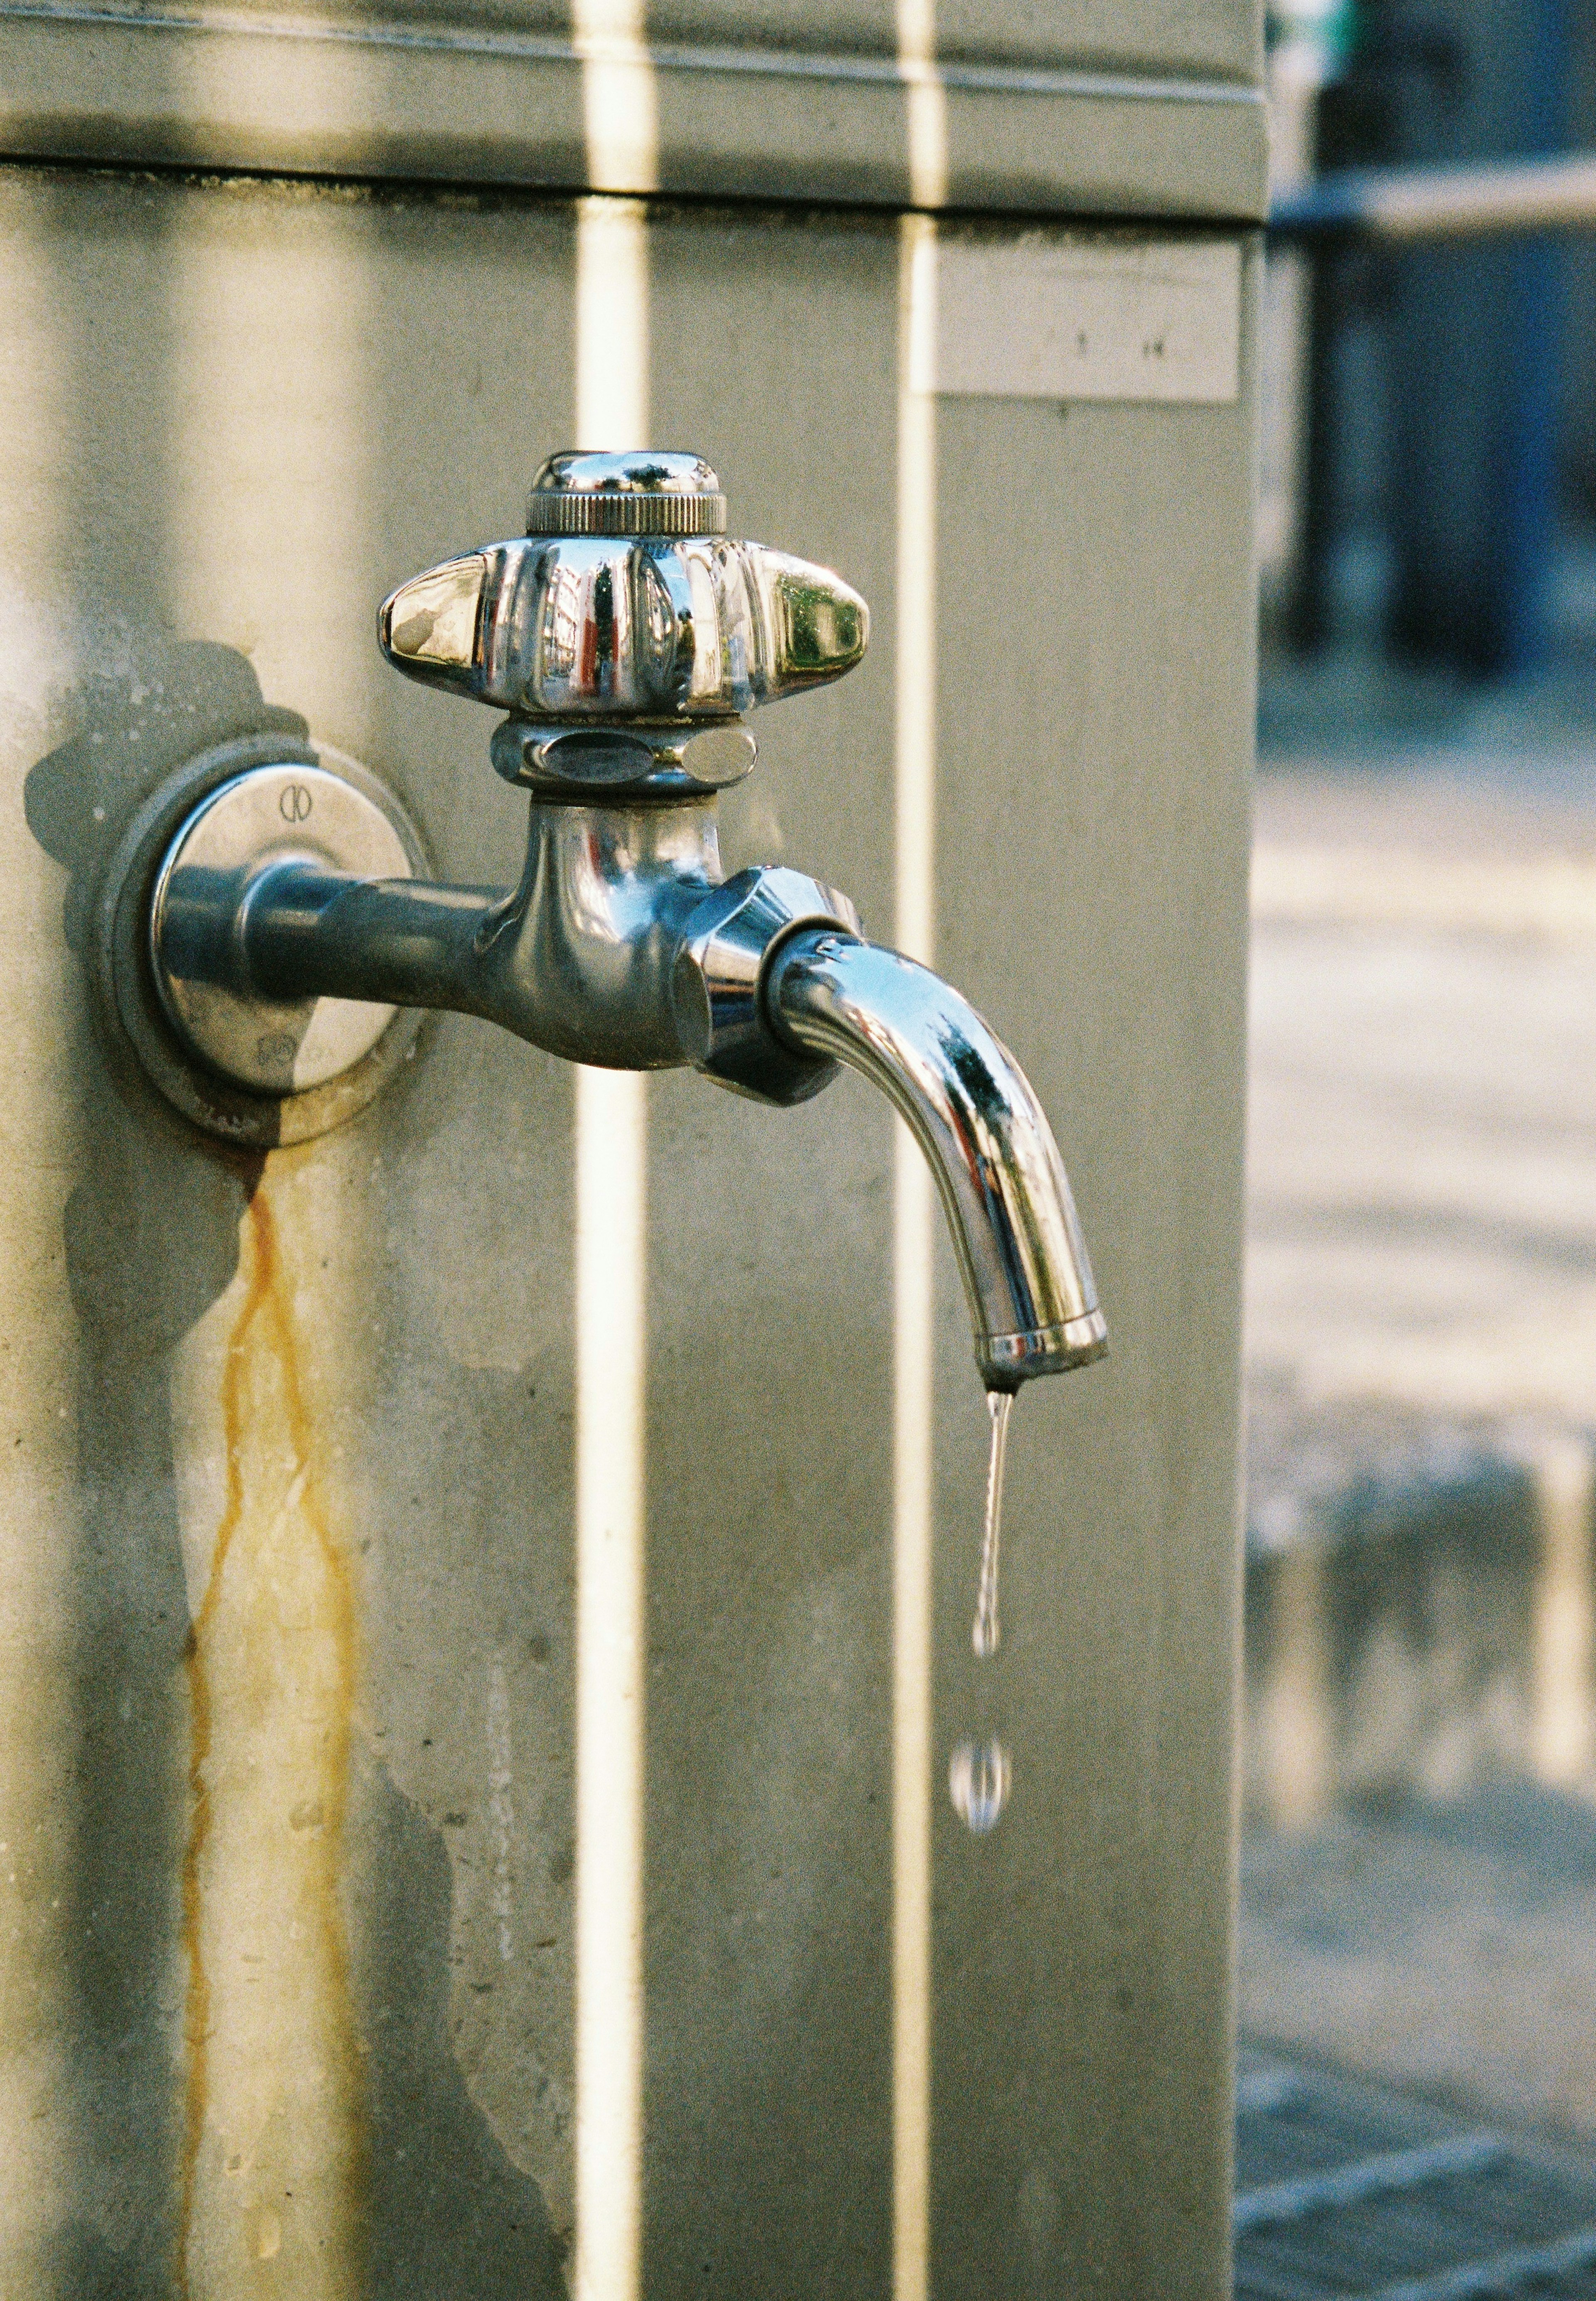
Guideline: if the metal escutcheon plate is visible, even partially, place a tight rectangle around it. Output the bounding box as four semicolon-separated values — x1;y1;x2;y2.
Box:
153;762;415;1095
94;738;430;1148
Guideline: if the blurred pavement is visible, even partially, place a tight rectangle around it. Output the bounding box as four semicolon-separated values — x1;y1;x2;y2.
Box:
1240;658;1596;2142
1249;689;1596;1441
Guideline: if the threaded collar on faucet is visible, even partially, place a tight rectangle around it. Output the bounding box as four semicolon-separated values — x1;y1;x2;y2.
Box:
525;450;728;537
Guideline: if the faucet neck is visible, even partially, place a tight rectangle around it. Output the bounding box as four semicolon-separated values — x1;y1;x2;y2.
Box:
520;789;723;878
479;793;725;1068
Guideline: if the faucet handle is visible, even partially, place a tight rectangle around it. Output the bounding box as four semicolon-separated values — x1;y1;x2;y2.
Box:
377;449;869;728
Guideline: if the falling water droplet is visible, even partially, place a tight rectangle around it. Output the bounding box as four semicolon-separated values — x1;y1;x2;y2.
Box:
973;1387;1013;1658
949;1737;1011;1834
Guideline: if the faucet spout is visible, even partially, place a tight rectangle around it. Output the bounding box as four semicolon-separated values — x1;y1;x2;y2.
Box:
765;929;1107;1389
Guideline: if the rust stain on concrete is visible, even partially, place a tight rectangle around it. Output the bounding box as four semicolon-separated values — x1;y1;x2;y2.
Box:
178;1175;365;2299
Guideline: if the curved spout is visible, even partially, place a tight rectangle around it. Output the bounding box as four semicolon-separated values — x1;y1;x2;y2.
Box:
765;929;1107;1389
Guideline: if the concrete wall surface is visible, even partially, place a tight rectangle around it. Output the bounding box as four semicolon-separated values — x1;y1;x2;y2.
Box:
0;158;1257;2301
36;0;1261;79
0;4;1270;223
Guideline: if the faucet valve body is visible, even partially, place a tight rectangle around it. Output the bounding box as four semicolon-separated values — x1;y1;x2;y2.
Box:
108;450;1107;1386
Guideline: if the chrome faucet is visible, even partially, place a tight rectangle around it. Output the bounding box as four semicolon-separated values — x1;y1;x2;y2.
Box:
131;451;1106;1389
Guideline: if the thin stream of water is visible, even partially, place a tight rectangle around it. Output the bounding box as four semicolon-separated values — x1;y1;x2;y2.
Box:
950;1387;1016;1835
972;1387;1012;1659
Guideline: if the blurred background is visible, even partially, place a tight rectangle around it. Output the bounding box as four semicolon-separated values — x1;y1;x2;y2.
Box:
1234;2;1596;2285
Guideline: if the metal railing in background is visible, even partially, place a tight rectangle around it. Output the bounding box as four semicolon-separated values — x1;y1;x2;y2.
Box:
1264;152;1596;659
1271;150;1596;242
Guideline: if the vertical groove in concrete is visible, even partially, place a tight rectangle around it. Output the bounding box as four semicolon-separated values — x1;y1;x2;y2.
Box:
577;0;658;199
897;0;947;215
892;194;938;2301
571;1055;648;2301
571;26;653;2293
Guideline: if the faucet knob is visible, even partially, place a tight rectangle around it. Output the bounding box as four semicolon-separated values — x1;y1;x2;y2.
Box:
524;448;727;537
377;448;869;739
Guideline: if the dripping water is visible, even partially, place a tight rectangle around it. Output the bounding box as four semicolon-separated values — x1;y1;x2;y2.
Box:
948;1737;1011;1835
972;1387;1011;1659
951;1386;1015;1835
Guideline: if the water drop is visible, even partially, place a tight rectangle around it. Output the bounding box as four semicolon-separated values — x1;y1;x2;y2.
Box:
973;1387;1013;1658
949;1737;1011;1835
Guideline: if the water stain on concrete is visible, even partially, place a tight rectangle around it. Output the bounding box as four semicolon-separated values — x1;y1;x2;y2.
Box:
25;640;568;2297
179;1180;364;2301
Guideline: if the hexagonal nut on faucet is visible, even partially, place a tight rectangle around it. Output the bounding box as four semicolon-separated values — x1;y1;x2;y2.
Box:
672;866;862;1106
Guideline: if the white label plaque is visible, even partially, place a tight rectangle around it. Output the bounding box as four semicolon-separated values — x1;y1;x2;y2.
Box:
916;235;1241;406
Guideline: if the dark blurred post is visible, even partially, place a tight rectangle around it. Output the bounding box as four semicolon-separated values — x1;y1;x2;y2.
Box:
1261;0;1359;645
1384;0;1567;675
1287;234;1346;650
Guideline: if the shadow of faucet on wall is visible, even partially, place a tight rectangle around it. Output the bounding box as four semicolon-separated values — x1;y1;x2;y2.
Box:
25;641;563;2301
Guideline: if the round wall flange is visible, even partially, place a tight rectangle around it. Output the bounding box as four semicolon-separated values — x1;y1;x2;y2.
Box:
93;735;431;1148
